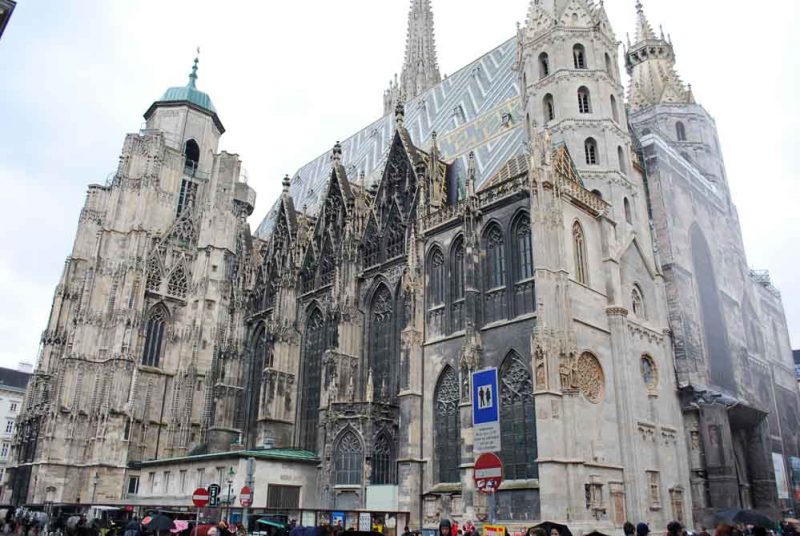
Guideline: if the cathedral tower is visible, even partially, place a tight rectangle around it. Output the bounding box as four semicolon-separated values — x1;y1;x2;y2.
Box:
628;2;798;524
383;0;441;114
10;56;256;505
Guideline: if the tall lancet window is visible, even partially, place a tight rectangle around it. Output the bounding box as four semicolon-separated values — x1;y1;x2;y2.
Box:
299;308;325;452
369;285;395;400
427;247;445;337
483;223;506;323
573;44;587;69
573;221;589;285
434;366;460;483
450;237;466;333
142;304;168;368
499;351;538;479
584;137;598;165
676;121;687;141
371;431;397;485
538;52;550;78
578;87;592;114
512;213;535;315
333;430;363;485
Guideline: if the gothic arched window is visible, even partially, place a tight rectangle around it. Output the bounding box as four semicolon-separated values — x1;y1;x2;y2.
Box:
184;139;200;173
543;94;555;122
299;308;325;451
512;213;535;315
573;44;587;69
265;269;277;309
250;322;272;369
538;52;550;78
624;197;633;224
611;94;619;123
691;226;733;389
371;431;397;485
584;137;598;165
450;237;466;333
499;352;538;480
578;86;592;114
618;146;627;174
676;121;687;141
301;253;316;294
369;285;395;400
333;430;363;485
142;304;168;368
483;223;506;324
632;284;646;319
428;247;445;306
167;266;188;298
573;221;589;285
434;367;460;483
605;52;614;80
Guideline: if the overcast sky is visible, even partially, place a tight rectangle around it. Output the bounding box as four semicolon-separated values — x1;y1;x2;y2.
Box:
0;0;798;370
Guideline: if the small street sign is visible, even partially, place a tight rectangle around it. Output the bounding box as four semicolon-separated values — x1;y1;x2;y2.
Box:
208;483;221;507
472;368;501;454
474;452;503;494
239;485;253;507
192;487;210;507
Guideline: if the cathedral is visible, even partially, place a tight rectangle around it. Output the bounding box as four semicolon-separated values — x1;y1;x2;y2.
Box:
9;0;800;531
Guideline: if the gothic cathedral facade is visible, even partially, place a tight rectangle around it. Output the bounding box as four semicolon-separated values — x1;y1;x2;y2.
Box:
11;0;800;530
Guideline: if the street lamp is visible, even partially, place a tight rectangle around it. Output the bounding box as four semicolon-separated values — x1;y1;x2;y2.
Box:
225;467;235;522
91;471;99;504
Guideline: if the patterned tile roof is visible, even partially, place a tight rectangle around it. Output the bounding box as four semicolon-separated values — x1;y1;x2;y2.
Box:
256;36;525;238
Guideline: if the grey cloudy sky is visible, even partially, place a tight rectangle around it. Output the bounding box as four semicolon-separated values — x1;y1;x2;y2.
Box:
0;0;798;369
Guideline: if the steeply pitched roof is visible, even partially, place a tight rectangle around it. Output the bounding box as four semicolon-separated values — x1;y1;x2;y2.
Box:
0;367;31;391
256;37;524;238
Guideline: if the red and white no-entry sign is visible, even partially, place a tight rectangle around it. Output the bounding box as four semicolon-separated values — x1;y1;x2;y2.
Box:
239;486;253;507
192;487;209;507
474;452;503;493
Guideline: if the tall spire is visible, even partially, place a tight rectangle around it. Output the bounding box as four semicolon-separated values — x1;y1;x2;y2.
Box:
626;1;693;113
188;47;200;89
633;0;656;42
384;0;441;115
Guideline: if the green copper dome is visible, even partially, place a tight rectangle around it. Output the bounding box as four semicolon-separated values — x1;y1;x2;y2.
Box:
145;53;225;133
155;55;216;113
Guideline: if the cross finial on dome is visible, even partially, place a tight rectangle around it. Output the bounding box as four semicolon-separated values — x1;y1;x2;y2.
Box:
188;47;200;89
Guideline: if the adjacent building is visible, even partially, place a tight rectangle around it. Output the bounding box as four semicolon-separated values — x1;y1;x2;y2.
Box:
0;364;31;502
10;0;800;531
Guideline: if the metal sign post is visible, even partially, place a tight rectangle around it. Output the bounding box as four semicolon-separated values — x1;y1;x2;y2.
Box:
471;368;501;454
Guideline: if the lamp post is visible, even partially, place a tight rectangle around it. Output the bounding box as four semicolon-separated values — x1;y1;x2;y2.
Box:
225;467;235;522
91;471;99;505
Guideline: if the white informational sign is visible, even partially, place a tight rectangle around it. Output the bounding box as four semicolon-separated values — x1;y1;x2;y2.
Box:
472;368;501;454
358;512;372;532
773;452;790;499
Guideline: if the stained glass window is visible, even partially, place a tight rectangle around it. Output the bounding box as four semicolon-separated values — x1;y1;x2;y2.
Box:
499;352;538;480
428;248;445;306
370;286;395;400
371;431;397;485
167;266;188;298
299;309;325;451
435;367;460;483
484;225;505;289
514;214;533;281
334;430;363;485
142;305;168;368
451;238;465;332
632;285;645;318
385;213;405;259
319;239;334;287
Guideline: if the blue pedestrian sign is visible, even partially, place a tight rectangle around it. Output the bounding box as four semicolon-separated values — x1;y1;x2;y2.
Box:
472;367;501;453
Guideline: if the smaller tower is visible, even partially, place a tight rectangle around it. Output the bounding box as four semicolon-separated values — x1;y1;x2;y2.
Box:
383;0;441;115
626;1;726;186
144;52;224;176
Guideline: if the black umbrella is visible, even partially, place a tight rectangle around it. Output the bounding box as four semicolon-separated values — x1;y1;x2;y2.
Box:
144;514;176;533
714;509;775;528
529;522;573;536
585;532;611;536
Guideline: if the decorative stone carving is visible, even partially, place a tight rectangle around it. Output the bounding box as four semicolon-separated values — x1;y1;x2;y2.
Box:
575;352;605;403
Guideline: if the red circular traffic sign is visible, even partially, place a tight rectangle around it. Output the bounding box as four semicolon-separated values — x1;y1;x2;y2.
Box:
239;486;253;507
474;452;503;494
192;487;209;507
